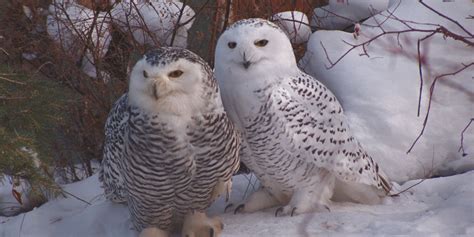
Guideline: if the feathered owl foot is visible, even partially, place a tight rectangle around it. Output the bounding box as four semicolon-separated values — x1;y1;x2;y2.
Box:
225;188;281;214
139;227;169;237
224;203;245;214
182;211;223;237
274;203;330;217
211;179;233;202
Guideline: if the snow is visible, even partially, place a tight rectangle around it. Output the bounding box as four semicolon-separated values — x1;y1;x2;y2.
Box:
300;0;474;182
2;0;473;236
310;0;390;30
1;171;473;236
271;11;311;44
47;0;112;80
110;0;195;48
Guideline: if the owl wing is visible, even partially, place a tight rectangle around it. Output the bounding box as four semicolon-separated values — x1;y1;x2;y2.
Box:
272;72;391;192
99;94;129;203
189;112;241;178
186;106;241;206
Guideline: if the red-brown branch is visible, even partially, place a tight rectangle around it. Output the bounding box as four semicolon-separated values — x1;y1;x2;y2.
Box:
406;63;474;154
458;118;474;156
419;0;473;38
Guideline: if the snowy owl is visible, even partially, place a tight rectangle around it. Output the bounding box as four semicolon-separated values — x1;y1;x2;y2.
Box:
214;19;391;216
99;47;240;236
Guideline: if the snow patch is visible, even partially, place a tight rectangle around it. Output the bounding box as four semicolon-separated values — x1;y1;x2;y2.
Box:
1;171;473;236
300;0;474;182
271;11;311;44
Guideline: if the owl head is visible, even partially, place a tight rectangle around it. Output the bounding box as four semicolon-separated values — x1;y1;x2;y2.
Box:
214;18;298;86
128;47;216;115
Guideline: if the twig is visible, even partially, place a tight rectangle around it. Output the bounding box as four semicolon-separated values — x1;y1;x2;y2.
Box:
135;1;162;47
170;0;187;46
458;118;474;156
18;213;26;237
0;96;28;100
62;189;91;205
34;61;54;75
407;62;474;153
392;146;435;196
389;179;426;197
416;31;436;117
271;17;312;30
416;38;423;117
321;1;473;69
222;0;232;33
177;0;212;29
0;76;26;85
0;48;9;56
419;0;473;37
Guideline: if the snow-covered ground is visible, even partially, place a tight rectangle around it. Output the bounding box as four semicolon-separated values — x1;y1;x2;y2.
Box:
1;0;473;236
1;171;473;236
300;0;474;182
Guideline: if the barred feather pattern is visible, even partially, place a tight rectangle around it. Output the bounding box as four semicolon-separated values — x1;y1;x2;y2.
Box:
238;71;391;197
99;94;129;203
101;94;240;232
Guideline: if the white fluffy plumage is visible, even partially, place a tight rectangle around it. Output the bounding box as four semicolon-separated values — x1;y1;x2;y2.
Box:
215;19;391;216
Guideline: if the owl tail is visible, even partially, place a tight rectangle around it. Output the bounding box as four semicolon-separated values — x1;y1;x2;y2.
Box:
333;178;390;205
376;167;392;195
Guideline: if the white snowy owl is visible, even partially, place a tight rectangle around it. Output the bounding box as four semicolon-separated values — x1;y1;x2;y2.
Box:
99;47;240;236
215;19;391;216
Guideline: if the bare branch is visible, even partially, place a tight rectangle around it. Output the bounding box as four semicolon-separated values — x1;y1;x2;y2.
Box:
170;0;187;46
416;31;436;117
0;76;26;85
18;213;26;237
222;0;232;33
419;0;473;37
458;118;474;156
0;96;28;100
61;189;91;205
407;62;474;153
389;179;426;197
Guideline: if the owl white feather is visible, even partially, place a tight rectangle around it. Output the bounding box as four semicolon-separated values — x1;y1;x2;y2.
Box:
215;19;391;216
100;47;240;236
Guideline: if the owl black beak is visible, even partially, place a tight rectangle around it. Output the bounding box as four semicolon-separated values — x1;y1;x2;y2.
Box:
242;52;251;69
242;61;251;69
152;85;159;100
151;81;159;100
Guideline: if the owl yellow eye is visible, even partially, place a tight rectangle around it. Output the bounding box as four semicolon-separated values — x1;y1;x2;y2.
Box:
254;39;268;47
228;42;237;49
168;70;184;78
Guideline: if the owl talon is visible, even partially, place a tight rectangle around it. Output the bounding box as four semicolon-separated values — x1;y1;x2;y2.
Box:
275;206;300;217
290;207;297;217
275;207;283;217
224;203;234;213
234;204;245;214
139;227;169;237
182;212;223;237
